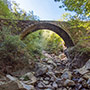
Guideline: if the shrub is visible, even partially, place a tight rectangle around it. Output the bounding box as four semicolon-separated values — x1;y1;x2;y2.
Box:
0;27;31;74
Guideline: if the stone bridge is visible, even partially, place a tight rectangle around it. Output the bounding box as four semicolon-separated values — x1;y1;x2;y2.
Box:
0;19;74;48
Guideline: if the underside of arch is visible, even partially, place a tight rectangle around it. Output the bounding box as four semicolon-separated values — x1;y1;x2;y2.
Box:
20;23;74;48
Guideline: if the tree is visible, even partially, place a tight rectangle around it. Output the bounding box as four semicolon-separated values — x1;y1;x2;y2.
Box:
0;0;11;18
55;0;90;19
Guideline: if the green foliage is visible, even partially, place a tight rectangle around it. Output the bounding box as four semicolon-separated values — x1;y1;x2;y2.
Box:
41;30;64;54
24;30;43;59
23;30;64;58
11;1;39;20
55;0;90;20
61;13;90;44
61;13;90;55
0;0;39;20
0;27;33;74
0;0;11;18
0;27;29;64
68;18;90;44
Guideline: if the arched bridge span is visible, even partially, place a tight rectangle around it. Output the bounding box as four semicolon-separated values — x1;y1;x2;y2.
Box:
20;22;74;48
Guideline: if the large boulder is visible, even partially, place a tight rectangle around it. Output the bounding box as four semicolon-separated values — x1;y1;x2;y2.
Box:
64;47;90;69
76;59;90;75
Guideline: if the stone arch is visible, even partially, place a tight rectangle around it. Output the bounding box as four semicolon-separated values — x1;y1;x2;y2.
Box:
20;23;74;48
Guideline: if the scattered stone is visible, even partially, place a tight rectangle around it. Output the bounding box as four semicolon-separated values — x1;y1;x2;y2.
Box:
43;80;49;85
44;89;52;90
52;82;58;88
61;70;72;80
64;79;75;86
44;77;50;81
6;74;35;90
78;78;85;83
47;59;57;68
75;60;90;77
0;51;89;90
35;64;48;76
37;82;46;89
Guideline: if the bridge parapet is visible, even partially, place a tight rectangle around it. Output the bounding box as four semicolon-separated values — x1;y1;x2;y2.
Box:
0;19;70;32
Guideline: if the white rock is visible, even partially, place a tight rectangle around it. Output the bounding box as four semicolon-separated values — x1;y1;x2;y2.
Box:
6;74;17;81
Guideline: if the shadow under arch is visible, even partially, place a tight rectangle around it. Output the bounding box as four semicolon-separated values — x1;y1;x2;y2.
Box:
20;23;74;48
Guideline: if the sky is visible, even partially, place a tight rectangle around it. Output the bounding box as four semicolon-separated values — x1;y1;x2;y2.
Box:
11;0;74;20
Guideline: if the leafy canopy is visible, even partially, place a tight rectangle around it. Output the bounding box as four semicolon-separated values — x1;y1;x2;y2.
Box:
55;0;90;19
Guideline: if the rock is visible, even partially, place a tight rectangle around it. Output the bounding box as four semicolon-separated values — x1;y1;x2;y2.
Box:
45;89;52;90
6;75;24;88
87;79;90;88
0;81;5;85
52;82;58;88
56;78;64;87
59;53;66;60
50;77;55;82
64;48;74;60
6;74;35;90
0;81;19;90
36;67;48;76
46;72;57;81
85;59;90;70
46;65;53;70
39;77;44;81
45;84;52;88
21;72;37;85
41;58;49;62
64;48;90;69
64;79;75;86
47;59;57;68
76;59;90;75
44;77;50;81
19;81;35;90
73;69;80;75
57;88;67;90
46;71;56;78
35;63;48;76
37;82;46;89
54;71;62;78
6;74;17;81
0;75;9;85
82;81;88;88
87;79;90;84
78;78;85;83
83;73;90;79
43;80;49;85
61;70;72;80
77;84;83;89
